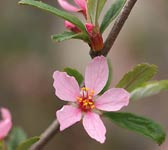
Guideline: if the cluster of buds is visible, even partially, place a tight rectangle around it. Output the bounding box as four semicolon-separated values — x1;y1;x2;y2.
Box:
58;0;104;51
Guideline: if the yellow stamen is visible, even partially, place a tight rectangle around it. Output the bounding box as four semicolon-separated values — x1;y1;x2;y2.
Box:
83;102;88;106
90;90;94;95
81;87;89;91
89;102;93;105
91;105;95;109
88;96;92;99
77;97;82;102
81;87;85;91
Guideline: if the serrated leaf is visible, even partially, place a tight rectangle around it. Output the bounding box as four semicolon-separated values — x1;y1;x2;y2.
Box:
131;80;168;101
104;112;166;145
99;59;112;94
100;0;126;33
64;68;84;86
7;127;27;150
17;136;40;150
51;31;89;42
18;0;86;32
87;0;106;26
116;63;158;92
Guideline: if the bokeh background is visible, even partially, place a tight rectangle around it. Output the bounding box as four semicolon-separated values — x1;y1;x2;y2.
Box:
1;0;168;149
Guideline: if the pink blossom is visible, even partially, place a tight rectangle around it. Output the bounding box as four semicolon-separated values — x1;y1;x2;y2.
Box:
53;56;130;143
0;108;12;140
58;0;86;17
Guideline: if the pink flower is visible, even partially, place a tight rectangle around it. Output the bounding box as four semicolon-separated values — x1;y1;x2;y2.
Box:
0;108;12;140
58;0;86;17
53;56;130;143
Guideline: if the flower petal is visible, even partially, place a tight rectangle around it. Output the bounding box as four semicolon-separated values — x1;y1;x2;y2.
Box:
74;0;86;11
83;112;106;143
85;56;108;95
0;108;12;140
56;105;82;131
53;71;80;101
95;88;130;111
58;0;79;12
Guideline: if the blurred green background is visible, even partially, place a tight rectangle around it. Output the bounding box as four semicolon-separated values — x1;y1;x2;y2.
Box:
1;0;168;149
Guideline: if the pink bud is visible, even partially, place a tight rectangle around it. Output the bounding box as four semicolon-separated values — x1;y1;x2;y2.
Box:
64;21;81;33
85;23;94;35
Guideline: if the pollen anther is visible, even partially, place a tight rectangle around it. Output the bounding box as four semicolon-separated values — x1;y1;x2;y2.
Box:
76;87;95;112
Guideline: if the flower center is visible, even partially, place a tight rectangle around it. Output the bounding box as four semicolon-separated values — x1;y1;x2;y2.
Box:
77;87;95;112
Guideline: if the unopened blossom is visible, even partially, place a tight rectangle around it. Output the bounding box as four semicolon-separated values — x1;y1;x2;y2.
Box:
0;108;12;140
58;1;104;51
63;22;104;51
64;21;81;33
53;56;130;143
58;0;87;17
58;0;87;33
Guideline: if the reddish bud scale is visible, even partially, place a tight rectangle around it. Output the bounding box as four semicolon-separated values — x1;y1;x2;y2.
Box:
85;23;104;51
89;33;104;51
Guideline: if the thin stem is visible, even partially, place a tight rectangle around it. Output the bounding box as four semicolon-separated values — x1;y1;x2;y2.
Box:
90;0;137;58
30;120;59;150
30;0;138;149
1;140;6;150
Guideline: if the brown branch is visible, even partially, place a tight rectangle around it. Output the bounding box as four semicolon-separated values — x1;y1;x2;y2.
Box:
30;120;59;150
30;0;138;149
90;0;138;58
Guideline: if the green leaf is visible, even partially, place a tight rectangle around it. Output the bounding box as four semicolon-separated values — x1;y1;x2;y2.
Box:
64;68;84;86
116;63;158;92
96;0;106;21
87;0;106;26
100;0;126;33
17;136;40;150
7;127;27;150
51;31;89;43
131;80;168;101
99;59;112;94
104;112;166;145
18;0;86;32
